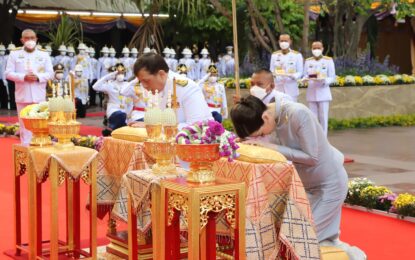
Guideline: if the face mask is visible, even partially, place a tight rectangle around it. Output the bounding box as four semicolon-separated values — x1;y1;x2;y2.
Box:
279;41;290;50
103;53;109;57
184;54;191;59
55;73;64;80
24;40;37;50
132;54;138;58
0;51;5;56
75;71;82;77
79;50;86;55
208;76;217;83
60;51;66;56
116;74;125;82
227;51;232;55
312;49;323;57
110;53;115;58
89;53;94;58
202;54;208;58
69;53;74;57
250;85;267;100
165;54;170;58
218;57;222;62
124;53;129;57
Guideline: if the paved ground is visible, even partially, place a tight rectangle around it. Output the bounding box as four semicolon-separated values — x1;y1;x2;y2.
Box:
2;107;414;194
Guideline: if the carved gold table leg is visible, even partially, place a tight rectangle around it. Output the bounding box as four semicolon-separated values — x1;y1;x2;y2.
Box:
28;159;40;260
90;159;98;259
188;191;201;260
50;159;59;259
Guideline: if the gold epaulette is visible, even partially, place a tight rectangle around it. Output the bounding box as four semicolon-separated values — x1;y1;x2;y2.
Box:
323;56;332;60
273;50;282;54
176;79;188;87
306;57;314;61
12;47;22;51
291;50;299;54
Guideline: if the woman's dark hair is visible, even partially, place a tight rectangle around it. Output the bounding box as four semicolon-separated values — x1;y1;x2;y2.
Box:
230;95;267;138
133;53;169;76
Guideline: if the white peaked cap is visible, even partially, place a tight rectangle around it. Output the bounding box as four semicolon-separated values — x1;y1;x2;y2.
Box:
101;46;109;53
122;46;130;54
45;45;52;51
77;43;88;50
0;44;5;51
143;47;151;54
109;47;116;54
200;48;209;55
163;47;170;54
58;44;67;51
130;47;138;54
67;46;75;53
7;43;16;50
181;48;192;55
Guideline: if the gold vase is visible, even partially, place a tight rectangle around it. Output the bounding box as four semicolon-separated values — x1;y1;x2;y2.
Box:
176;144;220;183
48;121;81;149
144;141;176;174
163;125;178;142
145;124;162;141
21;118;52;146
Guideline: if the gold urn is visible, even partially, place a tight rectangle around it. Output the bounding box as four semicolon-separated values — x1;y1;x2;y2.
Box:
144;141;177;174
21;118;52;146
176;144;220;183
48;113;81;149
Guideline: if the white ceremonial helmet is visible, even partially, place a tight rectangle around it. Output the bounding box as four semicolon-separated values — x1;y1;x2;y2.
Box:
200;48;209;55
170;48;176;55
225;46;233;52
163;47;170;54
122;46;130;54
130;47;138;54
36;45;42;50
67;46;75;53
0;44;6;51
77;43;88;50
74;64;83;72
45;45;52;52
101;46;109;53
109;47;116;54
58;44;67;52
143;47;151;54
7;43;16;51
88;47;95;54
181;47;192;55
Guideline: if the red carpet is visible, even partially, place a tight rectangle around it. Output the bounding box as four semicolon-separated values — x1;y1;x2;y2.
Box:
79;125;103;136
1;137;414;259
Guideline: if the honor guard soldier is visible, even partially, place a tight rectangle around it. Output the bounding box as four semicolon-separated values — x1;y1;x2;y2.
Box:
131;47;138;59
179;47;196;81
303;41;335;136
163;47;172;69
67;45;76;67
93;63;133;136
53;44;71;77
120;46;134;80
73;64;89;118
72;43;92;81
5;29;53;145
132;53;212;129
108;47;118;66
99;46;113;78
45;45;53;63
200;64;227;123
270;34;304;102
168;48;178;72
221;46;235;77
0;44;8;108
143;46;151;54
88;47;99;106
199;48;211;79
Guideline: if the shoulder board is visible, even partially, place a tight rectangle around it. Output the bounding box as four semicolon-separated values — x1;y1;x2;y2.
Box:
273;50;282;54
306;57;314;61
291;50;299;54
12;47;22;51
323;56;332;60
176;79;188;87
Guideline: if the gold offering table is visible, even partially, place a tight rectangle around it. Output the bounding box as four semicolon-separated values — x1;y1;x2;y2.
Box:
160;178;246;260
214;158;320;259
13;144;98;260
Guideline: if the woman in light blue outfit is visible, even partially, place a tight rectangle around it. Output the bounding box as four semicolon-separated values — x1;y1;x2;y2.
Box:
230;95;366;260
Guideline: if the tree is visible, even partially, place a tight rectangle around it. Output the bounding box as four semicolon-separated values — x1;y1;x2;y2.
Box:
0;0;23;44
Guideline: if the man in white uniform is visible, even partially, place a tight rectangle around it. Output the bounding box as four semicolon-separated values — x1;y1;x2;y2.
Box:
199;48;211;80
73;64;89;117
270;34;303;102
221;46;235;77
88;47;99;106
120;46;133;80
67;45;76;66
169;48;178;72
53;44;71;78
179;48;196;81
303;41;336;136
5;29;53;145
133;53;212;129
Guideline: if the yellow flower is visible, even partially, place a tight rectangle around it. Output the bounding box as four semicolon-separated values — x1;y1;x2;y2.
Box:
393;193;415;209
19;104;37;117
360;186;391;198
354;76;363;85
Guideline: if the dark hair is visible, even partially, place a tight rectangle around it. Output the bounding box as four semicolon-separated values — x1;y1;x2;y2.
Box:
254;68;272;75
230;95;267;138
133;53;169;76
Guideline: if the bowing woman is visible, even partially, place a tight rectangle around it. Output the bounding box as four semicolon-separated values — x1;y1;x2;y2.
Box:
230;95;348;244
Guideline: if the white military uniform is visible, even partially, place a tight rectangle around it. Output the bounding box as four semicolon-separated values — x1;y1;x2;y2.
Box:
74;76;89;105
151;71;212;129
199;57;211;79
169;49;178;73
120;56;134;79
72;55;92;81
178;57;196;81
201;81;228;119
89;55;99;82
263;89;294;104
120;78;148;122
270;49;303;102
99;56;116;78
92;73;133;119
221;54;235;77
5;47;53;145
53;55;72;77
303;56;336;136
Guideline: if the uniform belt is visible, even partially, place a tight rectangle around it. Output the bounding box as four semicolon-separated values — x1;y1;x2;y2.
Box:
133;107;145;111
208;103;221;108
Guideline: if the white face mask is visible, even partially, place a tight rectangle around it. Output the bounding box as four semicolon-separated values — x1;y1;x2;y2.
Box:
165;54;171;58
103;53;109;57
202;54;208;58
218;57;222;62
279;41;290;50
79;50;86;55
75;71;82;77
250;85;267;100
55;73;64;80
60;51;66;56
116;74;125;82
89;53;94;58
312;49;323;57
124;53;129;57
132;54;138;58
0;51;5;56
24;40;37;50
184;54;191;59
208;76;217;83
69;52;74;57
227;51;232;55
110;53;116;58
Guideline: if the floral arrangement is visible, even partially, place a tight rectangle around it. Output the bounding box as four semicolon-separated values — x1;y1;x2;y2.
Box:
328;114;415;130
70;135;104;151
176;120;239;161
329;74;415;87
19;102;49;119
346;178;415;218
218;78;251;89
0;123;20;136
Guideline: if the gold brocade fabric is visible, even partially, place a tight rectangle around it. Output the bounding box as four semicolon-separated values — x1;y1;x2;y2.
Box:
214;159;320;260
29;146;98;182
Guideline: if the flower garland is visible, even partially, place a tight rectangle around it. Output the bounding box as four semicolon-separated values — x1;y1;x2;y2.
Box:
176;120;239;161
19;102;49;119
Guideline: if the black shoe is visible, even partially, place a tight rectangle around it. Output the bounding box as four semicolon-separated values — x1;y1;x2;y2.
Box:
102;129;112;136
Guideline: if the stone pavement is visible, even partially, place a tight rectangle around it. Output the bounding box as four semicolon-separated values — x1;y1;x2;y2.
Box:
1;107;414;193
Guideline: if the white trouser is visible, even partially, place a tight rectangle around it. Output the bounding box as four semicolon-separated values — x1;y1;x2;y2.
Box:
308;101;330;136
16;103;34;146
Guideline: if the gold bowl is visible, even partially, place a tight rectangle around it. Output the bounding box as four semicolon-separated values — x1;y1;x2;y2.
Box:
145;124;162;141
21;117;52;146
144;141;177;174
163;125;178;141
176;144;220;183
48;121;81;149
